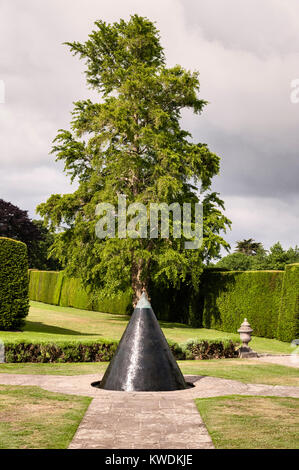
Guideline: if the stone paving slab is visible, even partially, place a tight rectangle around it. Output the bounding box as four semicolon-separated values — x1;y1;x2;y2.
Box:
255;355;299;368
68;389;214;449
0;372;298;449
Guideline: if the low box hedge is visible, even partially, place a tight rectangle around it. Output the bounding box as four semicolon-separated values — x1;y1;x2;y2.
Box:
4;339;118;363
184;339;238;360
3;338;239;363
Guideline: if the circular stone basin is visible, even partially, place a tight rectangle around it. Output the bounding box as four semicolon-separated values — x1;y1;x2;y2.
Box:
91;380;195;391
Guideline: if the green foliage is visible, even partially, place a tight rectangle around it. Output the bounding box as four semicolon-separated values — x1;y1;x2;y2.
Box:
29;270;132;315
0;200;60;271
201;270;284;339
266;242;299;270
235;238;263;255
4;338;238;362
30;220;62;271
59;277;91;310
149;280;199;324
217;241;299;271
184;339;237;359
0;237;29;330
28;266;298;342
216;252;254;271
4;340;118;363
29;270;64;305
92;289;132;315
277;263;299;342
37;14;230;304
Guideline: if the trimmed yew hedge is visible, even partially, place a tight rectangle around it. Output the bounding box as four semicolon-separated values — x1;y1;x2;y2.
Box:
277;263;299;342
29;270;64;305
28;270;132;315
201;270;284;339
0;237;29;330
28;265;299;342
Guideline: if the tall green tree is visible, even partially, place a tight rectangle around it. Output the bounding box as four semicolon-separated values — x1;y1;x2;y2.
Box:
235;238;263;256
30;220;62;271
265;242;299;270
217;241;299;271
215;252;253;271
0;199;59;270
37;15;230;304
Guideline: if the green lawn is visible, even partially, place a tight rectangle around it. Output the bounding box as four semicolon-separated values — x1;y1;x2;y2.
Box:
0;384;91;449
0;301;294;355
0;359;298;387
196;395;299;449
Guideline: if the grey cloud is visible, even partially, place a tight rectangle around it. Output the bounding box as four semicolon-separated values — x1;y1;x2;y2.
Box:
0;0;298;249
181;0;299;57
223;196;299;251
194;125;299;200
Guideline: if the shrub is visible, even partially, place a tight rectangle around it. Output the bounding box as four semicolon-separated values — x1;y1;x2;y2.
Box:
168;340;187;360
216;252;254;271
277;263;299;342
0;237;29;330
3;338;238;362
184;339;238;359
4;340;118;363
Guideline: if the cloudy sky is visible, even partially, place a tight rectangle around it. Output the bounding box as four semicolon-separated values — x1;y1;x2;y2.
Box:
0;0;298;252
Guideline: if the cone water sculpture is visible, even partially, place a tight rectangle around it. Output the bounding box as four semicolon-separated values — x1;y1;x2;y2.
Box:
97;292;189;391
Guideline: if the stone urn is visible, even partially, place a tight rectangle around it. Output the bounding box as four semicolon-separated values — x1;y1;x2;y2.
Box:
237;318;258;358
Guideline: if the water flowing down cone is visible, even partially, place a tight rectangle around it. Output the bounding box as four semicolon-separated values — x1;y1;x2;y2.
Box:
98;292;189;391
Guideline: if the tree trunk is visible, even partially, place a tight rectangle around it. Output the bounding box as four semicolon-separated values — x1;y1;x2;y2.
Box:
132;258;149;307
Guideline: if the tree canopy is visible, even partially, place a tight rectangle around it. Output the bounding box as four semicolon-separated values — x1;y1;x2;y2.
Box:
235;238;263;256
37;14;230;303
0;198;61;270
216;241;299;271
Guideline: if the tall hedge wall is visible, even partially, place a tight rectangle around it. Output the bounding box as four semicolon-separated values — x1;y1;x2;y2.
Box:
29;270;64;305
149;280;202;325
0;237;29;330
28;270;132;315
59;277;91;310
28;265;298;342
201;270;284;339
277;263;299;342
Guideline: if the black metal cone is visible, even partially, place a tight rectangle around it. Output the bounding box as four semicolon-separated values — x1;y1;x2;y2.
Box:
98;293;188;391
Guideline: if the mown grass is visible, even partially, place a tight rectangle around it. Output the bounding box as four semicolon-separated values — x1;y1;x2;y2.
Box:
0;301;294;355
180;359;299;386
0;359;298;387
196;395;299;449
0;384;91;449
